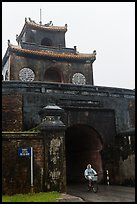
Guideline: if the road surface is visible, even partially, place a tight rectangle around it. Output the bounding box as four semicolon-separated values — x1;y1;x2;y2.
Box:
66;183;135;202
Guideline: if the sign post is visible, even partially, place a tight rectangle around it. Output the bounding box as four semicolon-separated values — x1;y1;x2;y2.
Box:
30;147;34;193
18;147;34;193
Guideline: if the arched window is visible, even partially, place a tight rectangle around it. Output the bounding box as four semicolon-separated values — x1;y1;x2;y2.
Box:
41;38;52;46
44;68;62;83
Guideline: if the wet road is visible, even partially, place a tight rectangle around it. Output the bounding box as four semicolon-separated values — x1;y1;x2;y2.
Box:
66;184;135;202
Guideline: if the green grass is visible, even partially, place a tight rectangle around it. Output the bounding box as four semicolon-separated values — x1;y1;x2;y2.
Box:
2;191;63;202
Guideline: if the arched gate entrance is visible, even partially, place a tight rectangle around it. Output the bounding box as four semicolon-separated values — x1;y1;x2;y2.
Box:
65;124;103;184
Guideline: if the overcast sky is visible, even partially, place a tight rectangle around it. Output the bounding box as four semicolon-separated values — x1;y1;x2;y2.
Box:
2;2;135;89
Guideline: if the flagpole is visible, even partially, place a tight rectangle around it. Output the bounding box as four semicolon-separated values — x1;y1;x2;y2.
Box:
40;8;42;25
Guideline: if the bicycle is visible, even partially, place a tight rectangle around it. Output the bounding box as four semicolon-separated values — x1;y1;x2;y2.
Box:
87;174;98;193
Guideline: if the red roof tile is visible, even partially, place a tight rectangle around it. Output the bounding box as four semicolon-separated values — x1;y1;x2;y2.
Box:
9;44;96;61
26;21;67;32
16;20;67;42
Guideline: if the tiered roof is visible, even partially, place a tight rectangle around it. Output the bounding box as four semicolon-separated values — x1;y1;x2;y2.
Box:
16;18;67;43
7;44;96;61
3;18;96;64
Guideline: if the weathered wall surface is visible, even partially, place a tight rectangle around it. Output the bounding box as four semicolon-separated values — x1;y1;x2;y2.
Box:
2;94;23;131
65;109;116;145
2;131;66;195
119;154;135;185
128;101;135;128
24;28;66;47
43;131;66;192
2;81;135;134
9;54;93;84
2;81;135;193
2;133;44;195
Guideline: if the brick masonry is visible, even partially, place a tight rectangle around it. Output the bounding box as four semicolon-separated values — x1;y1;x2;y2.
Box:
2;130;66;195
2;94;23;131
2;82;135;194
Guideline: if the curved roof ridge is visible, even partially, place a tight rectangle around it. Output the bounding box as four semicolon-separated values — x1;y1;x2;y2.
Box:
9;44;96;61
26;20;67;31
16;18;67;42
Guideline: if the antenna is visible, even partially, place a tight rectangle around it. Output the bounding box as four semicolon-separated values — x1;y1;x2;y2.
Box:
40;8;42;25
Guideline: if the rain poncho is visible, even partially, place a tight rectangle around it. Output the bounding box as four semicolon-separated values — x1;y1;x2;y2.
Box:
84;165;97;181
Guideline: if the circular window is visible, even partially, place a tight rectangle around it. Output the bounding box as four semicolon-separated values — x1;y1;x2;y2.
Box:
72;73;86;85
19;68;35;81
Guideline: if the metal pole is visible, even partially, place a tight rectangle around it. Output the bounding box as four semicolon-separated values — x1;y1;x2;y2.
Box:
106;170;110;186
40;8;42;25
31;147;34;193
40;167;44;192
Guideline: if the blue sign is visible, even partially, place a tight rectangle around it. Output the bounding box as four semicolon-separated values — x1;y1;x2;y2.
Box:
18;148;31;156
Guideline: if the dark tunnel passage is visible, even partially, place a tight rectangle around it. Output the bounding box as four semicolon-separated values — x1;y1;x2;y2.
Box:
65;124;103;184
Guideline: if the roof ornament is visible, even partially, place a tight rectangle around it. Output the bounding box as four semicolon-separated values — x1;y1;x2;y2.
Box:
28;17;36;24
44;21;53;27
28;17;33;22
74;46;77;54
16;34;18;40
25;17;27;23
8;39;10;46
32;20;36;24
93;50;96;55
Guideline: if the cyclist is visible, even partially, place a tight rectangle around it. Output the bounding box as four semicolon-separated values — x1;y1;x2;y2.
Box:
84;164;98;191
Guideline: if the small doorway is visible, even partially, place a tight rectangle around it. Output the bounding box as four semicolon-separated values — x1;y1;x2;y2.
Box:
44;68;62;83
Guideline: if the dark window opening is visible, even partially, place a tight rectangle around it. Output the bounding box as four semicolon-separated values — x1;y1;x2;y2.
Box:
44;68;61;82
41;38;52;46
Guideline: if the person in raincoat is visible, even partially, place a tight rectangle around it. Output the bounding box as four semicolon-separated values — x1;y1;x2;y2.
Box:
84;164;97;183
